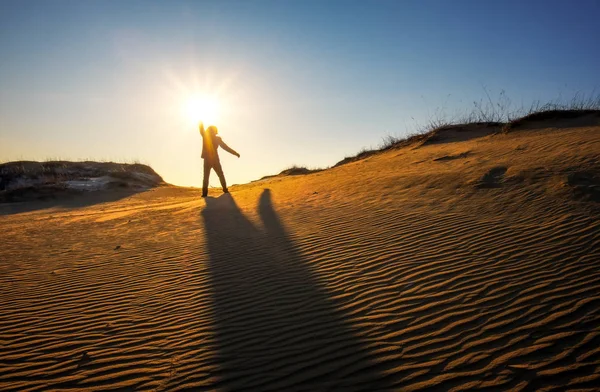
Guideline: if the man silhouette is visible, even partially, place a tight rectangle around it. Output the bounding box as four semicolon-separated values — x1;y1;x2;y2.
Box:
199;122;240;197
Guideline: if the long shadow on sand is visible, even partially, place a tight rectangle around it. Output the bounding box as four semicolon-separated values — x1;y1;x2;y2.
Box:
201;190;389;391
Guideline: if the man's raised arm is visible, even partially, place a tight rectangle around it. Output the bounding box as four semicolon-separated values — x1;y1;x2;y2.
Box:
219;139;240;158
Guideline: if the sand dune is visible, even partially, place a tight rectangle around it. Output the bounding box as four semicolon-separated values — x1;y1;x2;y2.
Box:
1;118;600;391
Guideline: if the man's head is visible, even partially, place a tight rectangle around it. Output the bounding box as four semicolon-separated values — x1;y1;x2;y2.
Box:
207;125;218;135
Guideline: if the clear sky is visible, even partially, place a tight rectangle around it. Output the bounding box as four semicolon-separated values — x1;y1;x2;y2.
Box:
1;0;599;187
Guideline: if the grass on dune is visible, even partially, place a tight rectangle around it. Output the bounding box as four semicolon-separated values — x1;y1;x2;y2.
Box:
333;91;600;168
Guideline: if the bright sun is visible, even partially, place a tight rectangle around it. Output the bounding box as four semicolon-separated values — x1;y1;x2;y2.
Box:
182;95;221;126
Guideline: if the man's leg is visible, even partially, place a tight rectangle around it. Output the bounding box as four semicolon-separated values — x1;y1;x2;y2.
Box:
202;160;212;197
212;159;228;193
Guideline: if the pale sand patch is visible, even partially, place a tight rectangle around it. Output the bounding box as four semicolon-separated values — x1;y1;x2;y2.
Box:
1;121;599;390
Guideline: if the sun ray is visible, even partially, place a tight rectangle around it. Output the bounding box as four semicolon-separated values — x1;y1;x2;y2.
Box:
161;63;242;132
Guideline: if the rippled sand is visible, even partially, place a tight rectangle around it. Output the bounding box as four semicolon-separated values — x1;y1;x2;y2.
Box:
1;118;599;391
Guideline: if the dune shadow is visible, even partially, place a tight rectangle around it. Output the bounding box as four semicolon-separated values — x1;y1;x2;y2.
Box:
0;188;142;216
200;190;388;390
0;188;143;216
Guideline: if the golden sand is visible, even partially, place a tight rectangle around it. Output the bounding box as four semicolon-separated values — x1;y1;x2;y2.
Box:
1;119;599;391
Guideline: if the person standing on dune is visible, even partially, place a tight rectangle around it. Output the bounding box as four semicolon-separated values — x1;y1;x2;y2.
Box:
199;122;240;197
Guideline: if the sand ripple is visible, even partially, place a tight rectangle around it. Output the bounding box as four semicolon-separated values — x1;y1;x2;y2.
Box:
1;126;600;391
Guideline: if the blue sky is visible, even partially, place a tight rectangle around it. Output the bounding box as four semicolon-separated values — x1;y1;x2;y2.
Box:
1;0;599;186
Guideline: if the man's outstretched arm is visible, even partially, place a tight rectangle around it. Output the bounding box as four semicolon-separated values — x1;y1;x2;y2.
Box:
199;122;205;137
219;139;240;158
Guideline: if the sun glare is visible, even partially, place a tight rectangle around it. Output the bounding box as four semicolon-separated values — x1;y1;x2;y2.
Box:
182;95;221;126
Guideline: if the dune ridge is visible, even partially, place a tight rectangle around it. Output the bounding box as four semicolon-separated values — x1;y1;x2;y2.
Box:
0;161;164;204
1;118;599;391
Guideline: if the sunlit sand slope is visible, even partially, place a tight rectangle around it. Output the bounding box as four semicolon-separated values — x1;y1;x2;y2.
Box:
1;118;600;391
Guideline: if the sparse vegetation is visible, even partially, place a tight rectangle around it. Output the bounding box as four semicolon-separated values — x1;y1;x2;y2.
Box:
278;165;322;176
1;161;160;181
503;109;600;131
0;161;164;202
257;165;324;182
333;91;600;168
